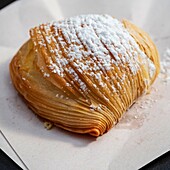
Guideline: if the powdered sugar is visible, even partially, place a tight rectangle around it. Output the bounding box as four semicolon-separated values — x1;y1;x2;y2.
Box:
30;14;155;101
43;72;50;77
161;48;170;71
161;48;170;81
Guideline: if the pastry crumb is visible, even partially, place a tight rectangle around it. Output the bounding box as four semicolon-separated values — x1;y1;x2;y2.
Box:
44;121;53;130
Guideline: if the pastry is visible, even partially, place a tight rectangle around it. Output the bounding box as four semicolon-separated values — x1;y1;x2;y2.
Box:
9;14;160;136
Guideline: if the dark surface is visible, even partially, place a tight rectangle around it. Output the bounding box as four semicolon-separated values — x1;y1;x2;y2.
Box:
0;149;22;170
141;151;170;170
0;0;17;10
0;1;170;170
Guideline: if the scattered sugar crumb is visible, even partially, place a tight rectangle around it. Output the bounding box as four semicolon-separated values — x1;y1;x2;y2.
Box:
43;72;50;77
134;115;138;119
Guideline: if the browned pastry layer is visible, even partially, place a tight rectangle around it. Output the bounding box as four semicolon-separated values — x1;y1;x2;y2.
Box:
9;15;160;136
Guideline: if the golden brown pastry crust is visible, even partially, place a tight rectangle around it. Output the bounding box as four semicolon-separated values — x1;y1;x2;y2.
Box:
10;15;160;136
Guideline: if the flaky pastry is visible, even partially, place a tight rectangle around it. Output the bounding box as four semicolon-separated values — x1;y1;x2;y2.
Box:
10;14;160;136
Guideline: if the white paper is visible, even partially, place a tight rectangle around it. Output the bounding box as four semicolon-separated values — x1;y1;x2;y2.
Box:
0;0;170;169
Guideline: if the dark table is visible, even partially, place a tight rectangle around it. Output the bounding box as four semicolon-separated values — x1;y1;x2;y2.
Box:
0;0;17;10
0;1;170;169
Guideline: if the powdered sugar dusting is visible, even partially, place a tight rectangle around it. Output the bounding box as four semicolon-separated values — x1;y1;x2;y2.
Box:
161;48;170;81
30;14;154;103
